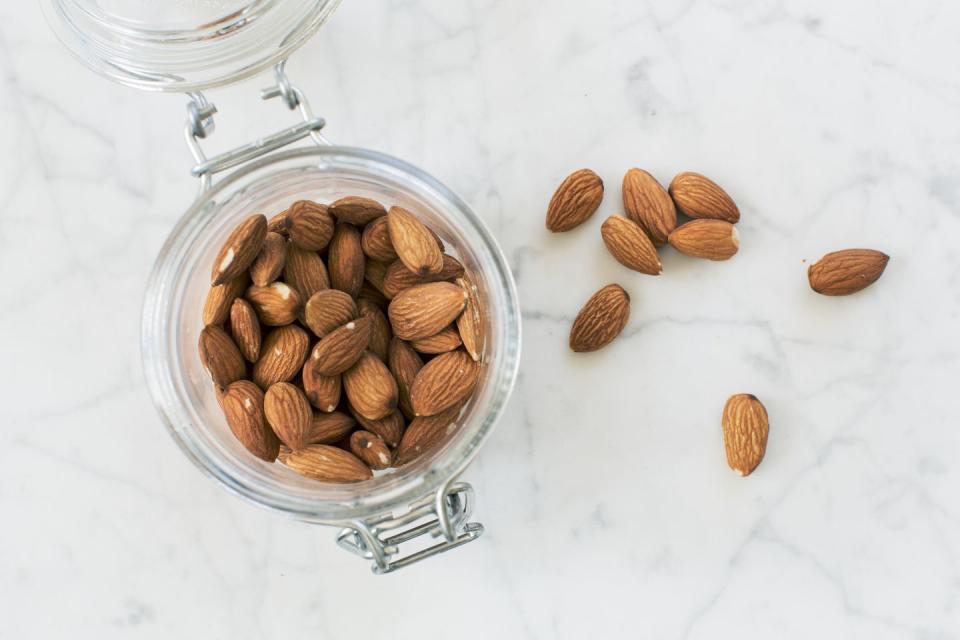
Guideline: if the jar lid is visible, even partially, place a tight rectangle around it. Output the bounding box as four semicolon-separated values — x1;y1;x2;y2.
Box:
42;0;342;92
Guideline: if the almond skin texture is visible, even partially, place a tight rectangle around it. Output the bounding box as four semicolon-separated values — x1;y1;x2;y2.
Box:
329;196;387;226
808;249;889;296
411;326;462;354
545;169;604;232
246;282;302;326
221;381;280;461
722;394;769;476
622;168;676;246
358;299;391;362
388;337;424;420
264;382;313;450
351;409;405;447
569;284;630;353
211;214;267;285
394;404;462;466
410;349;479;416
455;277;483;361
600;215;663;275
229;298;261;362
669;172;740;223
286;200;334;250
350;431;392;470
279;445;372;483
388;282;468;341
387;206;444;276
303;289;358;338
364;259;389;293
203;276;247;326
668;219;739;261
302;362;341;413
268;210;289;234
343;352;399;421
381;254;465;299
361;216;398;262
283;245;329;301
328;223;365;298
305;411;356;445
249;231;287;287
308;317;372;376
252;324;310;389
198;326;246;387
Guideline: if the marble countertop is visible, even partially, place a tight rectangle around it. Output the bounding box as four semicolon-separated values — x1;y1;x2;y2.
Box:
3;0;959;637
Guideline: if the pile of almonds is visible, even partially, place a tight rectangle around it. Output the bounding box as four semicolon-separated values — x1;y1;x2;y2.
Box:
199;198;484;483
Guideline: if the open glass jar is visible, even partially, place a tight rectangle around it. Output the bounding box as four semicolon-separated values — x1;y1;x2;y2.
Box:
43;0;520;573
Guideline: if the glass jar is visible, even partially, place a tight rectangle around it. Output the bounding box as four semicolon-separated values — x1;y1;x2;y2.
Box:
43;0;521;573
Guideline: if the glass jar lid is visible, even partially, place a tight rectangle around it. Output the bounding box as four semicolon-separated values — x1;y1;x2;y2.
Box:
42;0;342;92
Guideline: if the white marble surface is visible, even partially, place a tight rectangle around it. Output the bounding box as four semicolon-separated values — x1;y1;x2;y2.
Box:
3;0;959;637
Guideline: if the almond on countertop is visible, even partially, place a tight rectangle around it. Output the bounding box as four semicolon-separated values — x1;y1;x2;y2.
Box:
545;169;604;232
667;219;739;261
622;168;676;246
568;284;631;353
808;249;889;296
721;394;769;476
600;214;662;275
668;172;740;223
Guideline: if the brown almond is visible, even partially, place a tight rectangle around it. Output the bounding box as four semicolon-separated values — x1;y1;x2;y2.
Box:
343;352;398;421
600;214;662;275
229;298;261;362
279;445;372;483
329;195;387;226
198;326;246;387
455;276;483;361
302;363;341;412
286;200;334;250
388;281;468;341
381;254;465;299
358;299;391;362
308;317;372;376
305;410;356;445
221;381;280;461
387;206;444;276
364;259;389;294
328;223;365;298
545;168;604;232
211;214;267;285
394;404;462;466
246;281;302;326
410;349;479;416
622;168;676;246
668;219;739;261
669;172;740;223
351;409;405;448
808;249;889;296
268;209;289;234
388;337;423;420
303;289;358;338
264;382;313;450
359;281;389;308
249;231;287;287
252;324;310;389
349;430;392;470
411;326;462;354
203;276;246;326
569;284;630;353
283;245;329;301
722;394;769;476
360;216;397;262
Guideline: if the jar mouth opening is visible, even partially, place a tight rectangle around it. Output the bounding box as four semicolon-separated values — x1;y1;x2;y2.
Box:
142;146;521;523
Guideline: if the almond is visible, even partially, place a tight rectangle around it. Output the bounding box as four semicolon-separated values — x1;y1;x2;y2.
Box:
283;245;329;301
387;206;444;276
364;259;389;293
394;404;462;466
329;195;387;226
669;172;740;223
411;326;462;354
388;337;424;420
722;394;769;476
303;289;358;338
808;249;889;296
279;445;372;483
221;381;280;461
569;284;630;353
388;282;468;341
252;324;310;389
381;254;465;299
359;281;389;308
351;409;405;447
286;200;334;250
328;223;365;298
249;231;287;287
229;298;261;362
211;214;267;285
343;352;398;421
410;349;479;416
361;216;397;262
358;299;391;362
621;168;676;246
268;209;289;234
350;430;392;470
302;362;341;412
246;281;302;326
308;317;372;376
545;168;604;232
668;219;739;261
264;382;313;450
202;276;246;326
600;214;662;275
198;325;246;387
305;410;356;445
455;276;483;361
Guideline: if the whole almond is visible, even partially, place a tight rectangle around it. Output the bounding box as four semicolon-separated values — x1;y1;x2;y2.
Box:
308;317;372;376
198;325;246;387
252;324;310;389
229;298;261;362
388;281;468;341
388;337;424;420
545;168;604;232
381;254;465;299
211;214;267;285
808;249;889;296
600;215;663;275
329;195;387;226
203;276;246;326
361;216;398;262
286;200;334;250
302;361;341;412
622;168;676;246
455;277;483;361
569;284;630;353
350;430;392;470
264;382;312;450
343;352;398;421
303;289;358;338
394;404;462;466
305;410;356;445
358;299;391;362
221;381;280;461
387;206;444;276
410;349;479;416
283;245;329;301
669;172;740;223
279;445;372;483
411;326;462;354
328;223;365;298
722;394;769;476
668;219;739;261
351;409;405;447
268;210;289;234
249;231;287;287
246;282;302;326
